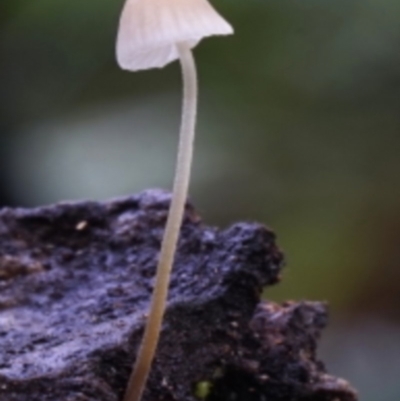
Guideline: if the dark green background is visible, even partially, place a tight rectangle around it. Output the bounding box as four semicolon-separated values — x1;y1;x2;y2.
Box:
1;1;400;399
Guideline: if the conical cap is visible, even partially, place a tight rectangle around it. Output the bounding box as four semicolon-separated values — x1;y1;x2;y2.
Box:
116;0;233;71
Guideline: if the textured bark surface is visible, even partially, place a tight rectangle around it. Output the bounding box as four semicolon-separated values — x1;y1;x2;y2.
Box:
0;190;357;401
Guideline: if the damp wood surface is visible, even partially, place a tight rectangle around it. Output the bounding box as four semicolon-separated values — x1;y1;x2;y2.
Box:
0;189;357;401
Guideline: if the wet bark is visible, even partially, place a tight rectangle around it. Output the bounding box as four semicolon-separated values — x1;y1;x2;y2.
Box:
0;189;357;401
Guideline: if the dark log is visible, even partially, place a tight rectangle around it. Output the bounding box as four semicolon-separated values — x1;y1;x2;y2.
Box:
0;189;357;401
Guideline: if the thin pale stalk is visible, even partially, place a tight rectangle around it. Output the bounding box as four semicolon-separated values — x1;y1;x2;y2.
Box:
123;42;198;401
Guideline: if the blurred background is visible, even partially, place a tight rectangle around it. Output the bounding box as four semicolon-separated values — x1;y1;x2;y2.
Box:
1;0;399;399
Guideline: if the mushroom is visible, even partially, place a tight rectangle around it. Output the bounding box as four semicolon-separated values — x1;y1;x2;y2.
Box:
116;1;233;401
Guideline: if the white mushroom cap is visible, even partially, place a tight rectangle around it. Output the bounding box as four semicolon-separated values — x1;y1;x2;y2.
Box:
116;0;233;71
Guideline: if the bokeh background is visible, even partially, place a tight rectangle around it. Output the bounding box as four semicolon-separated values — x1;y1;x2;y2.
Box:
1;0;400;399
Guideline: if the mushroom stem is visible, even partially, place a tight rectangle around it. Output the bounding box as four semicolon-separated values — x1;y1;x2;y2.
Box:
123;41;198;401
